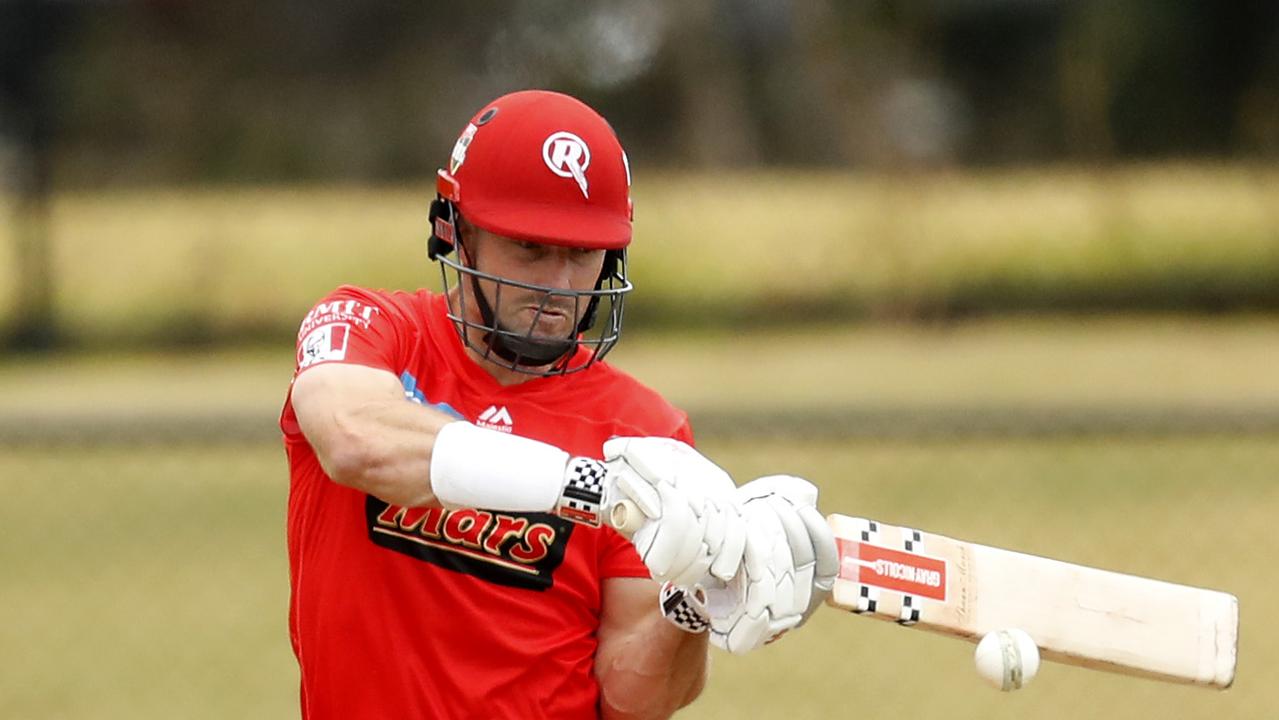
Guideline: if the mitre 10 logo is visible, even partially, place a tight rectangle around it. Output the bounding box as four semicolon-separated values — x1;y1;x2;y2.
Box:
365;497;574;591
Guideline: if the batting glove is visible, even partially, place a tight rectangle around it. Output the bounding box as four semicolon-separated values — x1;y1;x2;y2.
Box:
698;475;838;654
600;437;748;588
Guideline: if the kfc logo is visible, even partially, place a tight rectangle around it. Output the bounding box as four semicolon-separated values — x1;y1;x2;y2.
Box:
542;131;591;198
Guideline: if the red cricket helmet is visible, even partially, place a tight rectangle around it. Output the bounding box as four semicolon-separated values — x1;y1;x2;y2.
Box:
435;89;634;251
427;90;636;376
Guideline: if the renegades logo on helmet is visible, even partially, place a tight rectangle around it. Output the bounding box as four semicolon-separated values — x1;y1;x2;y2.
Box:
542;131;591;198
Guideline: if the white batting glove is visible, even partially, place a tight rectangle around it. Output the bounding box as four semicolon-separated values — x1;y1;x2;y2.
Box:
653;526;781;646
698;475;838;654
600;437;748;588
738;475;839;629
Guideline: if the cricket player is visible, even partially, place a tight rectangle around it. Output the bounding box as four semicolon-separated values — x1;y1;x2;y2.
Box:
280;90;837;719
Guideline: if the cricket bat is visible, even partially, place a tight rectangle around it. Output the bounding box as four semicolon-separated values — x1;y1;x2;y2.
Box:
607;503;1238;688
825;514;1237;689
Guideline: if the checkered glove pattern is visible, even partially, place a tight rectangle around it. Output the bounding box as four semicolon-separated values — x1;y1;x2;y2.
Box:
659;582;710;634
554;456;608;526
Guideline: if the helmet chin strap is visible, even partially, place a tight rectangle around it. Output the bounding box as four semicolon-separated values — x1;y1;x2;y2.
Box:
486;322;576;366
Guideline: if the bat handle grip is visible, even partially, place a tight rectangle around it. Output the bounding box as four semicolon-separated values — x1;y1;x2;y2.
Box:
607;498;646;537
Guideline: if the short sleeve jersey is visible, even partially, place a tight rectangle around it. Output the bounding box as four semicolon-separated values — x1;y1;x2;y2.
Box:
279;286;693;720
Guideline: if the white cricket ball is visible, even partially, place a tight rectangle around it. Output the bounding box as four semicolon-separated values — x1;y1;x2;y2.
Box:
974;628;1040;691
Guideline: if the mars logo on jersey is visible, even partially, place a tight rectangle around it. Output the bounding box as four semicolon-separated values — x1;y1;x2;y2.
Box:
365;497;574;591
837;538;948;602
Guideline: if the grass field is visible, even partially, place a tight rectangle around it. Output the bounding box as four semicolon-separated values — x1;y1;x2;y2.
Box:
3;165;1275;718
3;315;1277;420
1;319;1276;718
2;165;1278;344
2;436;1274;719
695;436;1277;720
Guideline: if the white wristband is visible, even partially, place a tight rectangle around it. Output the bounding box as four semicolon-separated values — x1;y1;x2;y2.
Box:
430;422;570;512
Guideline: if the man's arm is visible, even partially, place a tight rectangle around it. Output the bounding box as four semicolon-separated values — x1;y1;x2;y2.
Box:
291;363;455;507
596;578;709;720
293;364;754;599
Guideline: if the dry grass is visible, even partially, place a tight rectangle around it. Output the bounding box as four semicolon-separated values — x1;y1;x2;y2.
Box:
2;316;1276;421
2;437;1274;719
1;165;1277;344
1;315;1276;718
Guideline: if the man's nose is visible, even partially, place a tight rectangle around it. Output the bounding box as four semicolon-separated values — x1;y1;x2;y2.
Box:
535;253;576;289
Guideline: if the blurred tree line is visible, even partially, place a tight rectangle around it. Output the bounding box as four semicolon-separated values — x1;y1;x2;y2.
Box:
2;0;1278;187
2;0;1278;350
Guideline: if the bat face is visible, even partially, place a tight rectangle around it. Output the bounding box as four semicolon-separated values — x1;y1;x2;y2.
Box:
834;522;949;623
826;514;1238;689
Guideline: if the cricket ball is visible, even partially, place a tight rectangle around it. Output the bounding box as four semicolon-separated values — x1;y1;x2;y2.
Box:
975;628;1040;691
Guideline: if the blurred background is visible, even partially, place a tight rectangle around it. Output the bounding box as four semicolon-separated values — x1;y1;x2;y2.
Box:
1;1;1276;718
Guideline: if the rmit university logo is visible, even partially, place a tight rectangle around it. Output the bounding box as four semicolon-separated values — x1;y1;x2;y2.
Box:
542;131;591;199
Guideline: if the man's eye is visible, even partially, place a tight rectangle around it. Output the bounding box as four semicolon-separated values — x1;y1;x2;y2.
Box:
517;241;540;251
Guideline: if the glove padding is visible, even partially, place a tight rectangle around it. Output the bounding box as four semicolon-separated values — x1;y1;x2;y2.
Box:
705;475;839;654
737;474;839;628
602;437;747;587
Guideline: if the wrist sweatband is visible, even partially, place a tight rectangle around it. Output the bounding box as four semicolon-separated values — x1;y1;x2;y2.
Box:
429;422;608;525
430;422;569;512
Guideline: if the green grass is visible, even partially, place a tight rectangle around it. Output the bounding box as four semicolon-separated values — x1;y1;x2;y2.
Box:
2;437;1274;719
614;316;1279;412
630;166;1279;322
2;318;1275;717
2;165;1278;346
695;435;1279;720
0;446;295;720
2;316;1277;421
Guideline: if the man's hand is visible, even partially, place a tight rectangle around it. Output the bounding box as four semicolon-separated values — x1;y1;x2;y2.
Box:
737;475;839;629
670;475;839;654
599;437;748;588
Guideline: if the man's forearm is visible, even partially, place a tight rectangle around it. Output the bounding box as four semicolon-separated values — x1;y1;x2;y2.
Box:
597;613;710;720
306;397;450;506
294;365;589;512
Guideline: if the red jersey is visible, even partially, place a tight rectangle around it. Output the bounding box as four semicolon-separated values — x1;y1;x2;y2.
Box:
280;287;693;719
